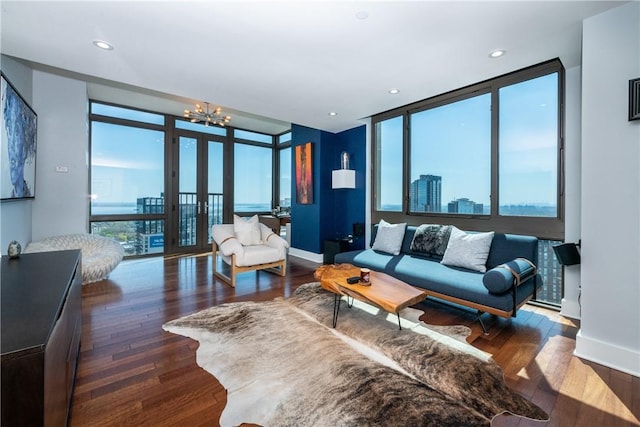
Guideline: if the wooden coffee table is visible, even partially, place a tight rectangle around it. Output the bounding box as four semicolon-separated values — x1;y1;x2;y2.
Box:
314;263;427;330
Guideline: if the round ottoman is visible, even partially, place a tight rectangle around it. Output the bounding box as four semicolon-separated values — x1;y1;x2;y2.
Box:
24;234;124;284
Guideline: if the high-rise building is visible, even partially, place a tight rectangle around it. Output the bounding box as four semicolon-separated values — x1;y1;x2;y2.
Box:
410;174;441;212
136;197;165;254
447;197;484;214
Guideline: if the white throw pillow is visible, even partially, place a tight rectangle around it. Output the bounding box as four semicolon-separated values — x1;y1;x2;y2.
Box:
441;227;495;273
233;214;262;246
372;219;407;255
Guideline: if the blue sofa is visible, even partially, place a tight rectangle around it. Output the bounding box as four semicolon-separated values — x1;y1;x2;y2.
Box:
334;225;543;332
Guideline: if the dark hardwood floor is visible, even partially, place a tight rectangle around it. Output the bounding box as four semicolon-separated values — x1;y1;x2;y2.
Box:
70;254;639;426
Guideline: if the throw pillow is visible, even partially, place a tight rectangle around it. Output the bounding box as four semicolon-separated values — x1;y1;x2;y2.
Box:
233;214;262;246
372;219;407;255
441;227;495;273
410;224;452;257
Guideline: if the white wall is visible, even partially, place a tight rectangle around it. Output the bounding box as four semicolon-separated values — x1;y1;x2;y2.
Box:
578;1;640;377
31;71;88;240
561;65;582;320
0;56;33;251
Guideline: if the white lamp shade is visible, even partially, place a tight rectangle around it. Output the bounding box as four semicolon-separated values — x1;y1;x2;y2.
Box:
332;169;355;189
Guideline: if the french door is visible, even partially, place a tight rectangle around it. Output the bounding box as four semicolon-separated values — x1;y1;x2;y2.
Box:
175;133;224;252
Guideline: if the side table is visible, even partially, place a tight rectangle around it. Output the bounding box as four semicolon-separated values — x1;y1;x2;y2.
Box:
323;238;351;264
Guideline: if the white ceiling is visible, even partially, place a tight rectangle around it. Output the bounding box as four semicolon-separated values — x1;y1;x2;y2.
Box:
0;1;626;135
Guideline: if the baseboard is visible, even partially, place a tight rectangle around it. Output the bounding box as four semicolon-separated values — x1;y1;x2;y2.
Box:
289;248;323;264
560;298;581;320
575;330;640;377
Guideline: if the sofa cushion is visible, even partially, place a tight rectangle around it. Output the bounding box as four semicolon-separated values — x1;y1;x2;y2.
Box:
485;233;538;270
371;219;406;255
441;227;494;273
393;255;538;313
483;258;537;294
335;249;400;274
410;224;452;257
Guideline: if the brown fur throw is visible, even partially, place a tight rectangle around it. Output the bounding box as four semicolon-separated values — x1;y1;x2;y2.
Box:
163;283;548;426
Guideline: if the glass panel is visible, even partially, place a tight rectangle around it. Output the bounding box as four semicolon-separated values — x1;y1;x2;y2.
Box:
234;143;272;212
409;93;491;214
279;147;291;207
91;102;165;125
91;220;164;256
179;137;198;247
499;73;558;217
375;116;403;211
207;140;224;243
537;239;563;306
175;119;227;136
278;131;292;144
234;129;272;144
90;122;165;214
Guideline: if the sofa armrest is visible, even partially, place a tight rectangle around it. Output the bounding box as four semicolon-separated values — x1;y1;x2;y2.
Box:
259;223;289;251
212;224;244;257
482;258;537;294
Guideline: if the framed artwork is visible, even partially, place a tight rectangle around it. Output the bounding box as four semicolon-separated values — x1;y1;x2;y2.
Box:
1;73;37;201
629;78;640;121
295;142;313;204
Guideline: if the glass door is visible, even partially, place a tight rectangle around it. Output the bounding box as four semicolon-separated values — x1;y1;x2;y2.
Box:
176;134;224;252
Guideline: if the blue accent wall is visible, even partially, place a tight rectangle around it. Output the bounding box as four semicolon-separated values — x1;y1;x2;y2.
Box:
333;125;366;250
291;123;366;254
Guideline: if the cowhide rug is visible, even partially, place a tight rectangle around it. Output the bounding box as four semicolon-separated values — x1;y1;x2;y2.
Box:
163;282;548;426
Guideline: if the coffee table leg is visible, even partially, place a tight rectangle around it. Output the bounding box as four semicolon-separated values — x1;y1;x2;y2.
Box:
397;313;402;331
332;293;341;328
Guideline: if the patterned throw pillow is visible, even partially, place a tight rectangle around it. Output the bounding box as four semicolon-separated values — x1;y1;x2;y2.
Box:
233;214;262;246
372;219;407;255
441;226;495;273
410;224;452;257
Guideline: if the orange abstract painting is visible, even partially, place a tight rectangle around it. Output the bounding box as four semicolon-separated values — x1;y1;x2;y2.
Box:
295;142;313;204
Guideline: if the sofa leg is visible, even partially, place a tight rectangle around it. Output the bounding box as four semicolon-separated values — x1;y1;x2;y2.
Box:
477;311;489;335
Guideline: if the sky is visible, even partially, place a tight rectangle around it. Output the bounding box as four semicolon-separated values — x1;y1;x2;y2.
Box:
91;120;278;212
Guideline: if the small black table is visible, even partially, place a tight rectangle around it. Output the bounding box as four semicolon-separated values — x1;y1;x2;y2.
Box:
323;238;352;264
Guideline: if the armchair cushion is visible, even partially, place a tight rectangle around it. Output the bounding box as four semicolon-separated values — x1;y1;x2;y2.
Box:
235;245;284;267
234;214;262;246
213;224;244;257
260;223;290;251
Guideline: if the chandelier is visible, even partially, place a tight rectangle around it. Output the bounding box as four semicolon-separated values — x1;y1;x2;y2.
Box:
183;102;231;127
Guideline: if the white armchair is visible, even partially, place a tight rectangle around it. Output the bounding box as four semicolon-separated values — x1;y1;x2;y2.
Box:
212;222;289;287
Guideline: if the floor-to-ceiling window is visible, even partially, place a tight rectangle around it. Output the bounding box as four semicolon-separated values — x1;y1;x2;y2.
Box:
372;59;565;306
89;102;168;256
90;101;290;257
233;129;274;214
278;131;292;209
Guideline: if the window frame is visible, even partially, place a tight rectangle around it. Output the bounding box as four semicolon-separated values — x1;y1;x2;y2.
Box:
371;59;565;241
89;100;291;257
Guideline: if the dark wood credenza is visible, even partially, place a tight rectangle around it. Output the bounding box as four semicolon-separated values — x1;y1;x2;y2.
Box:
1;250;82;427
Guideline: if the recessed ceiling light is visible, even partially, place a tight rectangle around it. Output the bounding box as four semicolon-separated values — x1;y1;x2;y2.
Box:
355;10;369;20
389;88;400;94
93;40;114;50
489;49;506;58
328;112;338;116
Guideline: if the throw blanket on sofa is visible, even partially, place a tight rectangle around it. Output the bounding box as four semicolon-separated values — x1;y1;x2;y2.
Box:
163;283;548;426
